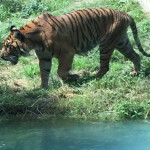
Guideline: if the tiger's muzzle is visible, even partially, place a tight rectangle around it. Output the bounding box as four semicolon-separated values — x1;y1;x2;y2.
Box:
0;54;18;65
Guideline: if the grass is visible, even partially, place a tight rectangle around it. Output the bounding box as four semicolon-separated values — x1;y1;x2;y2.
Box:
0;0;150;121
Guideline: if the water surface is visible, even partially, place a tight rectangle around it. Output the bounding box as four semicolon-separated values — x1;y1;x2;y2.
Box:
0;119;150;150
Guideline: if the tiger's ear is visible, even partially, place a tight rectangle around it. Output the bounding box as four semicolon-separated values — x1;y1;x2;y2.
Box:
10;25;25;42
10;25;18;32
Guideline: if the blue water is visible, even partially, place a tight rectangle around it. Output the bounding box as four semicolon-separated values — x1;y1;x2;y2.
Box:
0;119;150;150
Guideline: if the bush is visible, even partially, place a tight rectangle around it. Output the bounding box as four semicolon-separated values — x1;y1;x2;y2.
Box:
0;0;48;20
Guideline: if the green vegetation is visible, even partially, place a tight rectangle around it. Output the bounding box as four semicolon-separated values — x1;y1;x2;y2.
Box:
0;0;150;121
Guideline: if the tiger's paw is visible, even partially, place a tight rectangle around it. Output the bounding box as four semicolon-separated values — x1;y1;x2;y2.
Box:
33;87;48;91
66;74;80;82
130;71;138;76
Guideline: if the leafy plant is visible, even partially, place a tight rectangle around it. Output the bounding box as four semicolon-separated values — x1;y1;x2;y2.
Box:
22;64;40;78
116;100;148;119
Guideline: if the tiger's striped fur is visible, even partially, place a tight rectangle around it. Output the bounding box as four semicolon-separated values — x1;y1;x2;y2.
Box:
0;8;150;89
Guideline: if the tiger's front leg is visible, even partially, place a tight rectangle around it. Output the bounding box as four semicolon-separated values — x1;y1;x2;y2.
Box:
57;49;79;81
39;58;52;89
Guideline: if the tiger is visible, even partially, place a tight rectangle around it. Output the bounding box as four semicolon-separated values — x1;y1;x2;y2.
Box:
0;8;150;89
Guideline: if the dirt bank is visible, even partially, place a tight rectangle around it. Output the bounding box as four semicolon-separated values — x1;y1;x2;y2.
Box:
137;0;150;15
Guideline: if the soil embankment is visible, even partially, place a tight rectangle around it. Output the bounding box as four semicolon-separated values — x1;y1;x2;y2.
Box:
137;0;150;15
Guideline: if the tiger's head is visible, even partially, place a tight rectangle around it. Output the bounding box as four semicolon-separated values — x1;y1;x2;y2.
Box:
0;25;30;65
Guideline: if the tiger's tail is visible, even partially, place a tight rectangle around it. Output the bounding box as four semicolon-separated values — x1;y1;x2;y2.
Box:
130;17;150;57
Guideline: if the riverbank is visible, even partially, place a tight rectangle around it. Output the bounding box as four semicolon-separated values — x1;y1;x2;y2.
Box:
0;0;150;121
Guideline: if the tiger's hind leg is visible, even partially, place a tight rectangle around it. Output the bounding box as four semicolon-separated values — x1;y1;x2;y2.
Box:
116;34;141;76
96;48;114;78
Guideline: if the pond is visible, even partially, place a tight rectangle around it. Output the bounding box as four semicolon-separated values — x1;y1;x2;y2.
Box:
0;118;150;150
